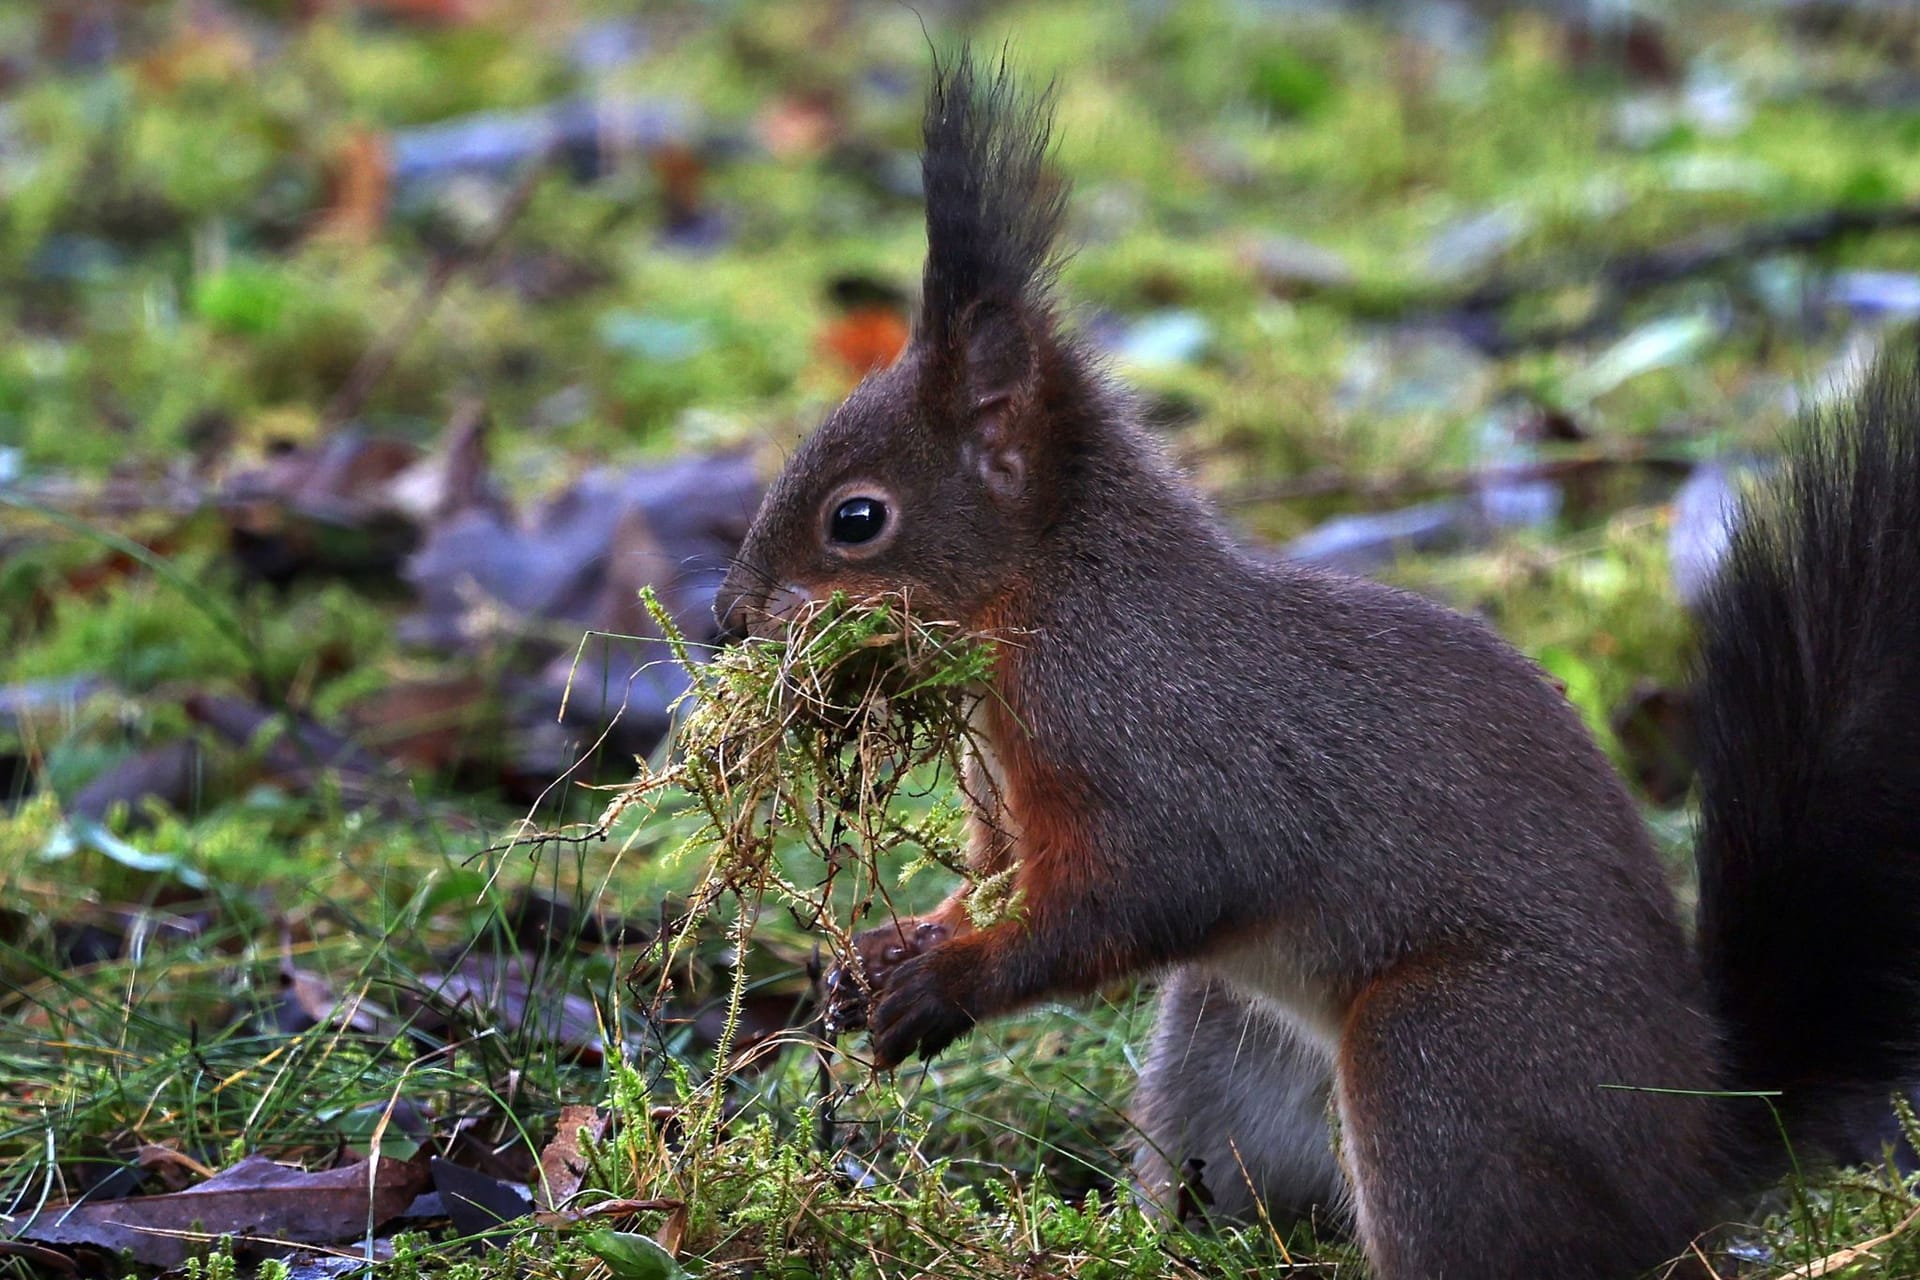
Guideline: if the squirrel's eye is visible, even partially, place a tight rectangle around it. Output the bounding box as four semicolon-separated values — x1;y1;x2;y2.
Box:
829;497;888;545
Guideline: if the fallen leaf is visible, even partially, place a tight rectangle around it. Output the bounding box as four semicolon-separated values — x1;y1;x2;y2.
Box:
819;307;909;380
1425;205;1533;281
316;129;391;245
1;1154;430;1268
420;953;605;1064
223;432;424;584
387;99;688;191
654;1201;687;1256
274;958;390;1037
400;451;760;769
536;1106;608;1211
67;740;213;827
1282;501;1479;574
1245;234;1356;296
428;1157;528;1242
509;889;650;952
345;675;497;777
280;1249;394;1280
0;1239;77;1274
531;1198;681;1229
137;1144;217;1186
183;693;388;788
0;677;110;734
688;988;814;1075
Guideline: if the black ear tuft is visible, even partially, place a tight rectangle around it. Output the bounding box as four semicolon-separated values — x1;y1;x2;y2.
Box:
919;49;1066;350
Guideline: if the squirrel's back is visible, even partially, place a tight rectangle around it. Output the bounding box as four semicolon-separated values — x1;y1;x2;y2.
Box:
1019;418;1686;957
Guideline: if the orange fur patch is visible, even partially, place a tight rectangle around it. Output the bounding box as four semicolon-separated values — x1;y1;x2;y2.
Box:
962;609;1132;989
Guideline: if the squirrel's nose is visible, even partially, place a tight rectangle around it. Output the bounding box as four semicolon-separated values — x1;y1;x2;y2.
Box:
713;582;814;643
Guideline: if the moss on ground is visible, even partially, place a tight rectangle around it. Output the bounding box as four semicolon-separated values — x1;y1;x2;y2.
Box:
5;1;1920;1276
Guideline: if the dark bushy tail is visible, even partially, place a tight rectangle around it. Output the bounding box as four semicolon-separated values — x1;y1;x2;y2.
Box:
1694;341;1920;1167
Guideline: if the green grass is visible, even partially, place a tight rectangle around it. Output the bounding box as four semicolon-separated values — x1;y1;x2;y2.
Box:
6;0;1920;1276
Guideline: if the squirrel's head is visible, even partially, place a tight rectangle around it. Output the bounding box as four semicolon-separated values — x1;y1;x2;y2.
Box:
718;52;1094;640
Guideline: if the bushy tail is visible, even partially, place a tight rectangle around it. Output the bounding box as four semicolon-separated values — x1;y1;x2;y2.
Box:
1694;340;1920;1167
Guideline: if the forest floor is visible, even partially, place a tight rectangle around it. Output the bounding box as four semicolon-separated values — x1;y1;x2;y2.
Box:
5;1;1920;1276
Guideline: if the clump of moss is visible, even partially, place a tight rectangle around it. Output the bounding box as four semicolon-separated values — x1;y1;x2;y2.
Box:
599;591;996;1060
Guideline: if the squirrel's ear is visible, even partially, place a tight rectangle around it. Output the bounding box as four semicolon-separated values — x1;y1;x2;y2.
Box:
961;299;1038;502
916;51;1065;505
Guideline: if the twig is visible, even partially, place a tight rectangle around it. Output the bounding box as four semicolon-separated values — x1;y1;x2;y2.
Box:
1218;442;1695;507
1685;1239;1726;1280
1771;1197;1920;1279
1434;200;1920;354
321;151;551;428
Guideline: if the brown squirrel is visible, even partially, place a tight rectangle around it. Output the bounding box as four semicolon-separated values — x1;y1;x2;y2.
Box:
715;52;1920;1280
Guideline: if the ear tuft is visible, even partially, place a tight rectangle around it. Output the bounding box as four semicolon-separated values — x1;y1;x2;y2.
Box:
919;50;1066;351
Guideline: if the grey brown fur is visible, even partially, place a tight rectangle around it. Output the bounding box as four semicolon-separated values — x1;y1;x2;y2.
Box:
716;50;1920;1280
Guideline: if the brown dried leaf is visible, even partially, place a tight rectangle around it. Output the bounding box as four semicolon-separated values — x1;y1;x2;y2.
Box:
655;1201;688;1255
423;953;605;1064
0;1155;430;1269
137;1144;217;1190
345;675;496;776
819;307;910;382
67;740;213;827
535;1105;608;1211
275;961;390;1036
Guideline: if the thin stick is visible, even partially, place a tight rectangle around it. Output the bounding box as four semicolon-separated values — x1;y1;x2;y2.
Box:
1772;1199;1920;1279
321;150;550;428
1219;442;1694;508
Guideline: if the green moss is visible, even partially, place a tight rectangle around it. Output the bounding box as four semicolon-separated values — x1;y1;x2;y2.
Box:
4;560;391;696
8;3;1920;1275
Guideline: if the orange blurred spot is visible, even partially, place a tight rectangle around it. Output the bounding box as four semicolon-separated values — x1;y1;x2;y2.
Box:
315;129;392;245
755;92;842;159
820;307;910;380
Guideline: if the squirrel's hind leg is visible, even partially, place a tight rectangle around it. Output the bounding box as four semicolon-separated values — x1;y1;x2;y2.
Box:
1334;950;1719;1280
1130;967;1345;1228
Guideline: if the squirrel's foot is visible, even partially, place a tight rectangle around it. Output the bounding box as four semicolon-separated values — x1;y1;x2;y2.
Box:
822;918;951;1036
867;952;976;1067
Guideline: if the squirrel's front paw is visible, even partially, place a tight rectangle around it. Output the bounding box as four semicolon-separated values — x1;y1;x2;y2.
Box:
823;919;951;1035
866;953;975;1067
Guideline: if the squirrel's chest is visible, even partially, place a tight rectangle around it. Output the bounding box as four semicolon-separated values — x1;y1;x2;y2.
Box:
1204;928;1354;1053
960;692;1088;875
962;701;1020;871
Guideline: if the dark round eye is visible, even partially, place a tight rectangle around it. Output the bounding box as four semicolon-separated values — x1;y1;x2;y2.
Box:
829;497;888;545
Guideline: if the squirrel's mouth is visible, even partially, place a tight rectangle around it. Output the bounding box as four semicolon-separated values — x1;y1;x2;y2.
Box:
714;580;815;643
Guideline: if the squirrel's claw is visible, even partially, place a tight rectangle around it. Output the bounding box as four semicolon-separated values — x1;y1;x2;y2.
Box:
866;953;976;1067
823;918;953;1041
821;963;873;1035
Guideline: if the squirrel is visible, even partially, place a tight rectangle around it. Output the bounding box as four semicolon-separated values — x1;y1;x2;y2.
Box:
714;52;1920;1280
